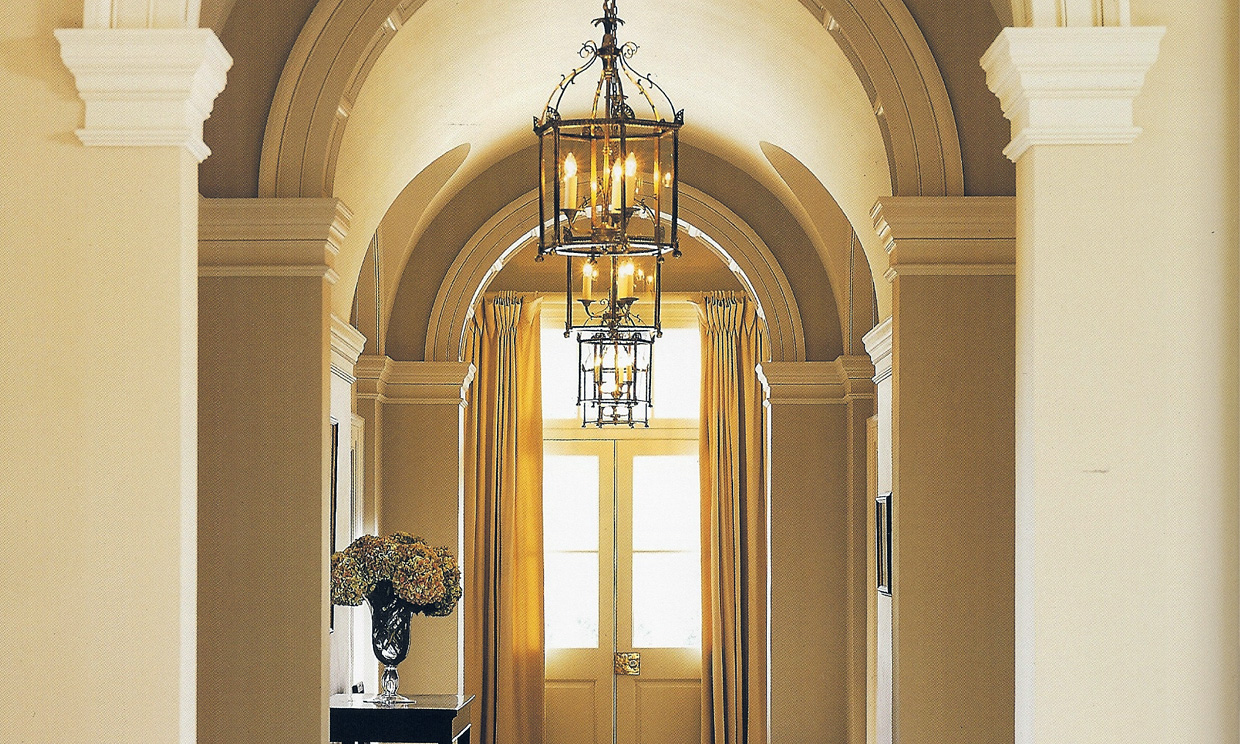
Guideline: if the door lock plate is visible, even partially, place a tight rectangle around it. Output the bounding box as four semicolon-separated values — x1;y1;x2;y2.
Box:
614;651;641;676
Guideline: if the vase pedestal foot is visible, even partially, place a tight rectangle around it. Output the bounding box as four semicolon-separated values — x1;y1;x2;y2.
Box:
364;665;414;706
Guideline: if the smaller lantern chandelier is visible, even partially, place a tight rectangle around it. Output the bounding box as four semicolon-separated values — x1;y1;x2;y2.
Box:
578;328;654;427
534;0;683;427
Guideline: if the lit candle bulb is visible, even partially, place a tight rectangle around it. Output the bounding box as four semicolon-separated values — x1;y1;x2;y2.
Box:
624;152;637;206
617;260;636;299
563;153;578;210
610;158;622;211
581;261;594;301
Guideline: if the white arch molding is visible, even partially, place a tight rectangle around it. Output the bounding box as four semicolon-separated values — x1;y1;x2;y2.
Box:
424;186;807;364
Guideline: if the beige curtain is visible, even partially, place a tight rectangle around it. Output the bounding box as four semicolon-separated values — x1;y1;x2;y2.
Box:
698;291;768;744
463;292;545;744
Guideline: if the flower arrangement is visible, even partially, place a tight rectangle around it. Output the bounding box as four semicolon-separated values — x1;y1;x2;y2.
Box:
331;532;462;617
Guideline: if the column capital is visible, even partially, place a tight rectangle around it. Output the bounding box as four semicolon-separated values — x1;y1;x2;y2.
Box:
863;318;893;384
758;357;874;405
355;357;475;405
55;28;232;162
199;197;351;284
981;26;1165;161
330;316;367;382
872;196;1015;281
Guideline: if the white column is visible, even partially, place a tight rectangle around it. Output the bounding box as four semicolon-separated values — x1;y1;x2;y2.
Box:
862;319;893;744
758;358;873;744
198;197;349;744
0;22;227;744
329;316;367;695
985;21;1237;744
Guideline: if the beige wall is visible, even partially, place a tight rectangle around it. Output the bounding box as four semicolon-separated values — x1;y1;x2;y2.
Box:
0;0;200;740
378;390;467;694
891;272;1016;743
1012;0;1239;739
198;273;331;744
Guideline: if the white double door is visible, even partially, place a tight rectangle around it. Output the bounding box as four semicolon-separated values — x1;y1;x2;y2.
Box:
544;437;703;744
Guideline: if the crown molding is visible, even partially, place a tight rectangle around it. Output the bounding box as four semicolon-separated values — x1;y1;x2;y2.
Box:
863;318;893;383
55;28;231;163
982;26;1165;162
757;358;874;405
353;358;475;405
872;197;1016;280
330;315;368;380
199;198;351;283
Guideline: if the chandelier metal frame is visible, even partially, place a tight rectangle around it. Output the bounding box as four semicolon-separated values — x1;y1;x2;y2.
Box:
533;0;683;427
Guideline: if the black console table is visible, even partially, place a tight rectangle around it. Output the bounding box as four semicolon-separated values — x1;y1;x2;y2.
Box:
330;693;474;744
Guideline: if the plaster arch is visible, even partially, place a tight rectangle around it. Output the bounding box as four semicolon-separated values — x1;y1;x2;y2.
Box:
259;0;959;202
255;0;964;321
83;0;200;27
424;185;806;364
1008;0;1129;26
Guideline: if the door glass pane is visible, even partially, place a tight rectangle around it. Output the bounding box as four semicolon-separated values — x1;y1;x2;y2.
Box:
545;552;599;648
633;552;701;648
544;455;599;552
632;455;699;551
632;453;701;648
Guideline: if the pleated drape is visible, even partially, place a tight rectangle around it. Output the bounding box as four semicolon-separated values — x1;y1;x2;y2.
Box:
697;291;768;744
463;292;546;744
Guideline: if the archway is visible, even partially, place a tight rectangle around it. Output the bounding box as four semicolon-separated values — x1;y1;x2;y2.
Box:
423;185;806;364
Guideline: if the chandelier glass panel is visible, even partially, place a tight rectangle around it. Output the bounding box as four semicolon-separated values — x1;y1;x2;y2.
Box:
534;0;683;427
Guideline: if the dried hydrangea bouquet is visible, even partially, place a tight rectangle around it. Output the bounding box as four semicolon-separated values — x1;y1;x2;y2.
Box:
331;532;462;705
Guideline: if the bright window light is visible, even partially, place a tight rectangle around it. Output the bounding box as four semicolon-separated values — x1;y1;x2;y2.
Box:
544;454;600;648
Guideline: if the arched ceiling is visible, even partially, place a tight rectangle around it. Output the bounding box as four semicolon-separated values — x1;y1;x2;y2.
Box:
200;0;1011;331
328;0;885;322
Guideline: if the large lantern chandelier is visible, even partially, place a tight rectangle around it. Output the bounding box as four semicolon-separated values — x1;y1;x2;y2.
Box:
534;0;683;427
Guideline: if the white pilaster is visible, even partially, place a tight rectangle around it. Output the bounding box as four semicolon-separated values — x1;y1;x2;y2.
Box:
56;28;230;162
331;315;368;383
981;26;1164;160
757;358;873;744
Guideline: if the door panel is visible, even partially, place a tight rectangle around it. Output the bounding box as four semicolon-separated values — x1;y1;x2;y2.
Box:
545;441;614;744
615;440;701;744
546;437;701;744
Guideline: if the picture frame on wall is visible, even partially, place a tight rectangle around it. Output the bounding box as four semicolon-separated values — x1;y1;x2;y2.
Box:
876;491;893;596
329;420;339;632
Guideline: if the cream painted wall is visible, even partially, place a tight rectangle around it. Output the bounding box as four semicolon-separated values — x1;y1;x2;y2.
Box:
0;1;199;741
378;397;467;694
891;272;1016;744
1010;0;1239;740
198;274;331;744
762;362;874;744
770;401;850;742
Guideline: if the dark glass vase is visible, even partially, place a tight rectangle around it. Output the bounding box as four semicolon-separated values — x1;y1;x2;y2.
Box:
365;580;415;705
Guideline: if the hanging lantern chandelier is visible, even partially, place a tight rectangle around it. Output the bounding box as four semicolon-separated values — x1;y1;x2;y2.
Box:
577;328;654;427
534;0;683;427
